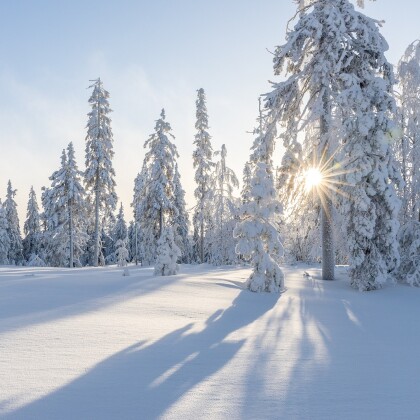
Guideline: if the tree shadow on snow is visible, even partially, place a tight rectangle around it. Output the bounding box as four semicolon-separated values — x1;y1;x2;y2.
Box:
240;270;420;419
5;289;280;420
0;266;181;334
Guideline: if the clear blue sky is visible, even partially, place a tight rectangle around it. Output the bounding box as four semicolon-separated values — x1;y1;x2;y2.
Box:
0;0;418;224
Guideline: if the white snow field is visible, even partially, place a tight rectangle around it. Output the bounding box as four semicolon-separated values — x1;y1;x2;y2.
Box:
1;264;419;420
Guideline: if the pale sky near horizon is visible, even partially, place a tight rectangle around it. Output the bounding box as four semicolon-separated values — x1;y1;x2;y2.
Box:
0;0;418;226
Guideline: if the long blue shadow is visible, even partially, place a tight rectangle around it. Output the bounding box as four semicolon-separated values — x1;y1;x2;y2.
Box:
0;266;179;334
4;289;280;420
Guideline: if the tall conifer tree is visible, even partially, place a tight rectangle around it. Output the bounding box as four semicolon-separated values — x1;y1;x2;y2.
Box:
173;163;191;263
209;145;239;265
43;143;87;267
133;110;179;265
234;109;284;292
266;0;400;289
85;78;117;267
193;88;214;263
23;186;42;262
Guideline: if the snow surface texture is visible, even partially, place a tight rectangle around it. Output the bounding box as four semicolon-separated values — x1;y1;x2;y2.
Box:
0;264;419;419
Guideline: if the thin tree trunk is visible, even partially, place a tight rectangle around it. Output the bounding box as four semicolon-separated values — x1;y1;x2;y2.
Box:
69;201;73;268
94;181;100;267
200;195;204;263
93;92;101;268
200;220;204;263
159;207;163;238
321;197;334;280
94;92;101;267
320;92;335;280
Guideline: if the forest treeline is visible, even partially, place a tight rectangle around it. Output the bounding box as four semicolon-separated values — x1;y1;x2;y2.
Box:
1;1;419;292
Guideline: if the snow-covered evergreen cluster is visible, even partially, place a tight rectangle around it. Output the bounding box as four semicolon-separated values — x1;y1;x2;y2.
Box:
258;0;403;291
3;1;420;292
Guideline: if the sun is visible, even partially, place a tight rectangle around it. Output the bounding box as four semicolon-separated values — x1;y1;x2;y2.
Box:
305;167;323;191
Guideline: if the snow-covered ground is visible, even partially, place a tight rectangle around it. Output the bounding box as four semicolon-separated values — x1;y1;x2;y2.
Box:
0;264;419;419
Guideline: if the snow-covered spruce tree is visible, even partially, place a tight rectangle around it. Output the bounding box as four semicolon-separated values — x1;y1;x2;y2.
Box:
41;177;63;265
208;144;240;265
22;186;42;263
102;224;115;265
267;0;356;280
127;221;134;262
111;203;128;262
266;0;400;289
129;178;143;264
234;109;284;293
66;142;88;267
335;3;401;290
134;110;179;265
4;180;23;265
395;40;420;223
42;149;65;267
112;203;128;245
42;144;88;267
127;220;139;263
192;88;214;263
173;163;191;263
84;78;117;267
115;239;129;267
272;1;376;275
132;166;154;265
143;109;178;238
81;199;96;266
154;226;181;276
0;200;10;264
